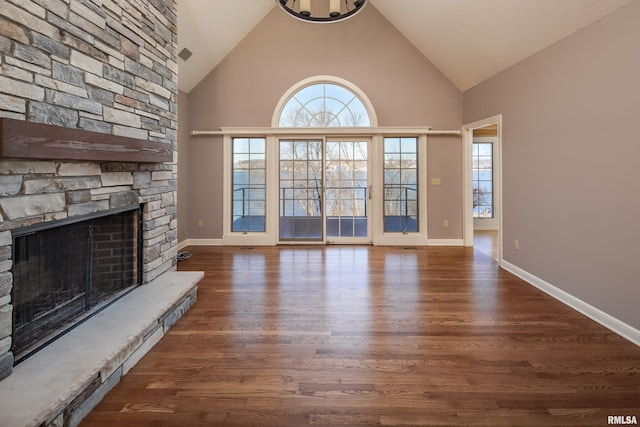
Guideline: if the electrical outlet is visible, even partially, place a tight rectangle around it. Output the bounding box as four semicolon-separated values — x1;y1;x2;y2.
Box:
443;220;449;228
197;219;204;227
514;240;520;251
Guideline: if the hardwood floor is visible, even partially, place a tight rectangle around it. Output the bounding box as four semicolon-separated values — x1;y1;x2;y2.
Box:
81;245;640;426
473;230;499;260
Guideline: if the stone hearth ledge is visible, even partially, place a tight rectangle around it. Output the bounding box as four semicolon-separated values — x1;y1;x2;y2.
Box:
0;270;204;427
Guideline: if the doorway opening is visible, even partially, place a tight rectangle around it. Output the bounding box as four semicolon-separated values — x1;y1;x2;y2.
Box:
463;115;502;263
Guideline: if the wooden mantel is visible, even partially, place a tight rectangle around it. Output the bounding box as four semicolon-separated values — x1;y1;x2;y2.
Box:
0;118;172;163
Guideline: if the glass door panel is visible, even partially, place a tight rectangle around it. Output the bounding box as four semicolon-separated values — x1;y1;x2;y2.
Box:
279;140;323;241
325;140;368;240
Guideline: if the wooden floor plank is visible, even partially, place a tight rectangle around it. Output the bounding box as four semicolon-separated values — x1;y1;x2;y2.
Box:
80;245;640;426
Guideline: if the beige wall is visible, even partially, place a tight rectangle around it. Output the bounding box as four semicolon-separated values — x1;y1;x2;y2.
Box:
464;1;640;329
182;4;463;240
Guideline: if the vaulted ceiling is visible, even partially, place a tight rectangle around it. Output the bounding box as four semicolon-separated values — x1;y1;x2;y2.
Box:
176;0;630;94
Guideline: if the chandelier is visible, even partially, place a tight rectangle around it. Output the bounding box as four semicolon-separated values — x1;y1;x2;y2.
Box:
277;0;367;23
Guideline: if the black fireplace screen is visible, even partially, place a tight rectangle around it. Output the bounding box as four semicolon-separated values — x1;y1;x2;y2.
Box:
11;207;142;362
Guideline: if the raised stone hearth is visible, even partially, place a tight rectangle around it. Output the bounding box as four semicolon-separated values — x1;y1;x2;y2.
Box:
0;270;202;427
0;156;180;377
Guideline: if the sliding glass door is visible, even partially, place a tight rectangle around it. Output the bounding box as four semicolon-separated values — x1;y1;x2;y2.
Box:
279;139;370;243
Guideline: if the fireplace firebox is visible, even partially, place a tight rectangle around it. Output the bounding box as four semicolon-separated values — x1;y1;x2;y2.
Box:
10;206;143;363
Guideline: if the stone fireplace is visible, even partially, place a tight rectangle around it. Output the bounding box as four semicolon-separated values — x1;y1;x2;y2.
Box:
1;0;180;380
0;1;203;425
0;120;179;381
11;205;143;362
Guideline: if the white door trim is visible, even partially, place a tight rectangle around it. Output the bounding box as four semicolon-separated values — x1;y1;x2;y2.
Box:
462;115;503;263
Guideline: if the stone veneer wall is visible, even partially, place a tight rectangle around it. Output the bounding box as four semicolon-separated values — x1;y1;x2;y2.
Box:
0;0;178;380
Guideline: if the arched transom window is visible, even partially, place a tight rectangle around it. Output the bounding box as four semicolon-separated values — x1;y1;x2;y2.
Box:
278;82;372;128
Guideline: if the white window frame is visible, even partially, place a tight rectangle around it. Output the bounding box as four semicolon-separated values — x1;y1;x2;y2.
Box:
216;75;454;246
373;134;429;246
222;134;279;246
222;129;431;246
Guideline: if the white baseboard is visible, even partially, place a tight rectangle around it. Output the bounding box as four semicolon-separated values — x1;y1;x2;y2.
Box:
179;238;465;248
428;239;464;246
178;239;223;249
178;239;464;247
473;225;499;231
501;260;640;347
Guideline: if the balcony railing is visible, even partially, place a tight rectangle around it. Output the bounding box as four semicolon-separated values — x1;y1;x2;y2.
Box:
232;185;417;233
